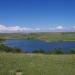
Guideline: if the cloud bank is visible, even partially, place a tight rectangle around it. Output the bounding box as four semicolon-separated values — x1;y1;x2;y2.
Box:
0;25;34;33
0;24;75;33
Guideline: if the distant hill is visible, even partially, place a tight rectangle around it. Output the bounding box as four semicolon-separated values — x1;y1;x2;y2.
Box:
0;32;75;42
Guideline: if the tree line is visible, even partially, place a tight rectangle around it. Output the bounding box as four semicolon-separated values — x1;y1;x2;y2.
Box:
32;48;75;54
0;44;75;54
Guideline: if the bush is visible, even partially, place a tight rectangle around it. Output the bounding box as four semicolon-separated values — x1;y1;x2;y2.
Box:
69;48;75;54
32;49;45;53
12;47;22;53
0;44;22;53
50;48;64;54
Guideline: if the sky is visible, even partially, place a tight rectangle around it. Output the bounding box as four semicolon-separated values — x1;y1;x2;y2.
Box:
0;0;75;32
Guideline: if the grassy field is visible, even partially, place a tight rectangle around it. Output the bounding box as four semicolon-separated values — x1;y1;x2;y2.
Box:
0;32;75;42
0;53;75;75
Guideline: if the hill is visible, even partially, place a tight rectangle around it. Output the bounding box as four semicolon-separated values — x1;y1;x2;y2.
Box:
0;32;75;42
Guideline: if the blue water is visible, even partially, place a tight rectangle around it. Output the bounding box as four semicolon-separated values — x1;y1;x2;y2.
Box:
3;39;75;52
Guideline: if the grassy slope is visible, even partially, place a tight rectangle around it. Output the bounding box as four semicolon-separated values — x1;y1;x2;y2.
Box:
0;53;75;75
0;32;75;41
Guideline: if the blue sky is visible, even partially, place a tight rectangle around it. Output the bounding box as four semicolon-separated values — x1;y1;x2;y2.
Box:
0;0;75;32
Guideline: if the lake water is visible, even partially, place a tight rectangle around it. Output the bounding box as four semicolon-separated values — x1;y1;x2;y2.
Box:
3;39;75;52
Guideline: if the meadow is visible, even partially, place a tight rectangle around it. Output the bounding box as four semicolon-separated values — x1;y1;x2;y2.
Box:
0;53;75;75
0;32;75;42
0;32;75;75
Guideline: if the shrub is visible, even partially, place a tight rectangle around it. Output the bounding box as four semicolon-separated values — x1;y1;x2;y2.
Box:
12;47;22;53
69;48;75;54
32;49;45;53
51;48;64;54
0;44;22;53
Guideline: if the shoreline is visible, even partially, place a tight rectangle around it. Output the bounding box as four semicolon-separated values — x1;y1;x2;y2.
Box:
2;38;75;42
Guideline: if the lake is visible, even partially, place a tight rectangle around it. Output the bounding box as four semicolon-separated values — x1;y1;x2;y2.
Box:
3;39;75;52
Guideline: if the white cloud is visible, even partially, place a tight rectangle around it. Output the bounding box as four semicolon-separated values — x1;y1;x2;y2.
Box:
0;24;74;33
0;25;6;30
73;26;75;29
49;25;64;31
0;25;34;33
55;26;64;30
35;28;40;31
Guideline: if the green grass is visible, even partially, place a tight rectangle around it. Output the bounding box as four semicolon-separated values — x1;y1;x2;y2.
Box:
0;53;75;75
0;32;75;42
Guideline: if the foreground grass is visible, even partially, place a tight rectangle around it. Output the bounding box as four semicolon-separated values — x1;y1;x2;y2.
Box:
0;53;75;75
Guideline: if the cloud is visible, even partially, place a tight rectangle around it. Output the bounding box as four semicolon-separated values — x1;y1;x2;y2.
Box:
49;25;64;32
0;24;74;33
35;28;40;31
55;26;64;30
0;25;6;30
0;25;34;33
73;26;75;29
